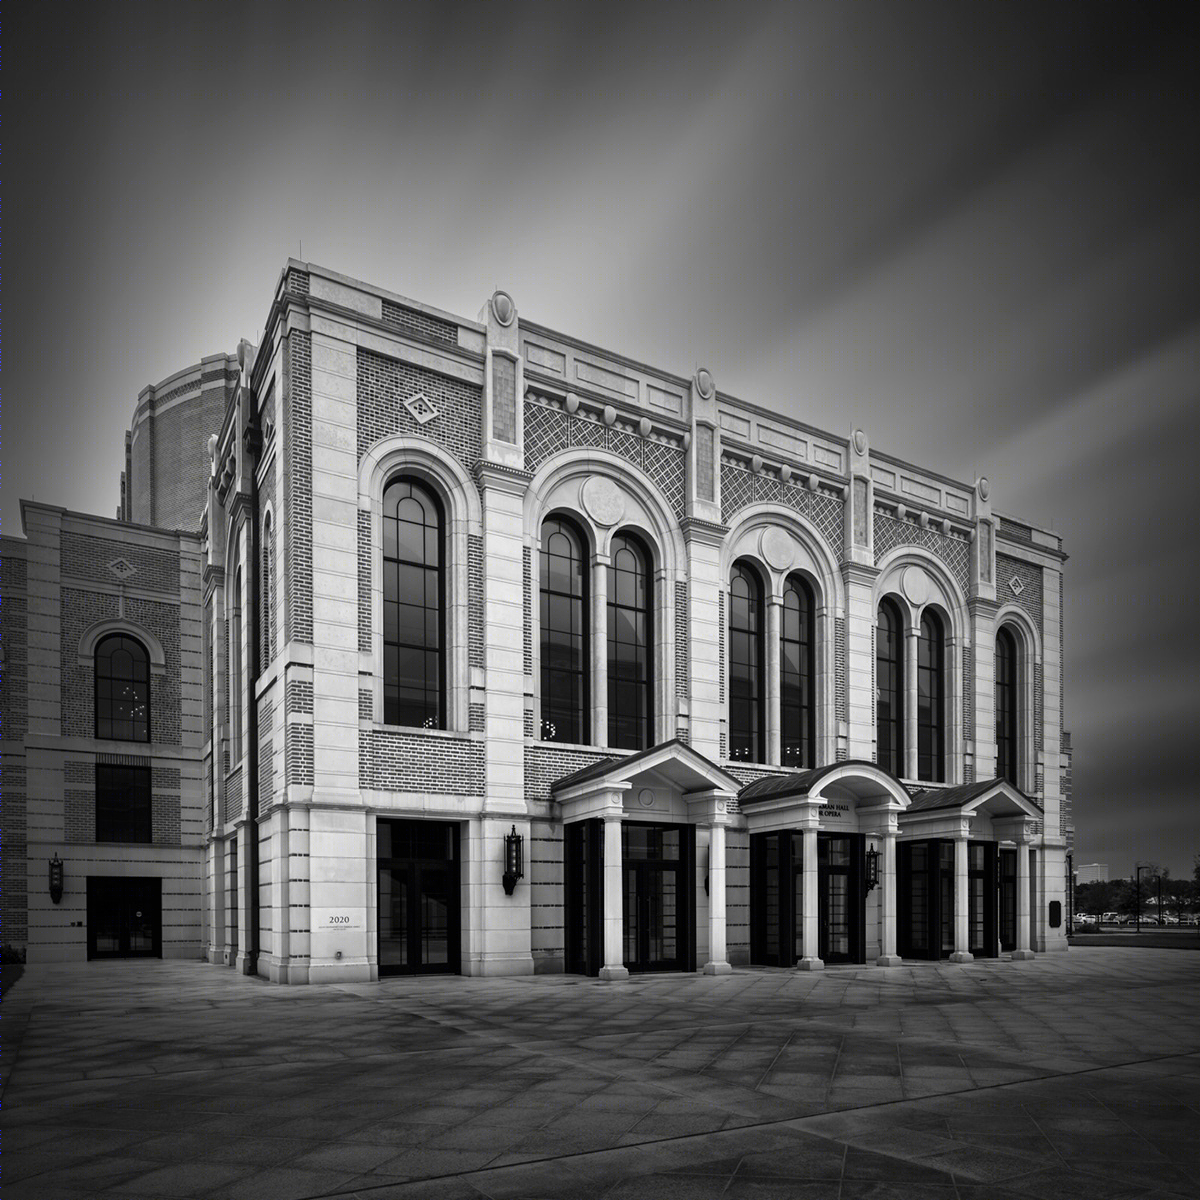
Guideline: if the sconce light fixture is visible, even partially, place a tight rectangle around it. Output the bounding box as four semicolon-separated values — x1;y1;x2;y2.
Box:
502;825;524;896
865;845;880;892
49;853;64;904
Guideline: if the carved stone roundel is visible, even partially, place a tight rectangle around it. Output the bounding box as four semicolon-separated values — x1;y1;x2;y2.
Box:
491;289;515;326
902;565;932;607
581;477;626;527
695;368;715;399
638;788;655;808
760;527;795;571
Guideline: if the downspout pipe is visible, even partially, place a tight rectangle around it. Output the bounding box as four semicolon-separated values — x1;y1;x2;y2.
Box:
242;390;263;976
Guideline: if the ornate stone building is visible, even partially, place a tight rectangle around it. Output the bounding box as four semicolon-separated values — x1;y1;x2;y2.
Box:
1;260;1072;975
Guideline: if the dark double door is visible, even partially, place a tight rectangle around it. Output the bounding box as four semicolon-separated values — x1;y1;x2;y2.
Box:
564;820;695;975
898;840;999;959
377;819;460;976
87;876;161;959
750;831;865;966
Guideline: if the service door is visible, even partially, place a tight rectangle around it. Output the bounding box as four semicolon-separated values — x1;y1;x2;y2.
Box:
377;819;461;976
87;877;162;959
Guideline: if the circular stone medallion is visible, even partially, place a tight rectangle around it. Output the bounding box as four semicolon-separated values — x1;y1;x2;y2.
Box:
638;788;655;808
760;527;795;571
581;477;626;527
902;565;931;606
491;290;515;326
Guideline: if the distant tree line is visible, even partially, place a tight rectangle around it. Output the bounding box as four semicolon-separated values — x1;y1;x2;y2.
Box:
1074;856;1200;919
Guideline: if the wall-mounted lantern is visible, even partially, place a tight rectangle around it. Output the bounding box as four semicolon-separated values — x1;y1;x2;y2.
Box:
502;825;524;896
49;853;64;904
864;845;880;893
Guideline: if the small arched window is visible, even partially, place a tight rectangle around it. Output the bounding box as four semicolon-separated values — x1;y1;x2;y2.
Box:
95;633;151;742
781;574;815;768
996;626;1019;785
729;561;765;762
876;599;903;776
383;477;444;729
608;533;652;750
540;517;588;744
917;609;946;782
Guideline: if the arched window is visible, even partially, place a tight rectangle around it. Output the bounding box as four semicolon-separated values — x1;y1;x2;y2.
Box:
383;477;444;729
608;533;652;750
781;574;815;768
261;513;274;666
95;633;150;742
917;609;945;782
540;517;588;743
876;599;903;776
996;626;1018;785
231;568;243;760
729;561;765;762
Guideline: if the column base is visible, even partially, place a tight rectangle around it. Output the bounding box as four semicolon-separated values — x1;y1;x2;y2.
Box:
1011;949;1036;960
702;961;732;975
599;965;630;981
949;951;974;964
796;957;824;971
875;955;903;967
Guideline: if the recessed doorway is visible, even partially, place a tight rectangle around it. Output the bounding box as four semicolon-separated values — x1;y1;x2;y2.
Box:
377;819;460;976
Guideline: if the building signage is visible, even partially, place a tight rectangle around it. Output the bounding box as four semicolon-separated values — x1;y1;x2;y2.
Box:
317;911;363;931
817;801;854;825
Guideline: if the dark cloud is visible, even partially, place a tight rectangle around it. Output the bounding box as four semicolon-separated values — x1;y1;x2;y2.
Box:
6;2;1198;873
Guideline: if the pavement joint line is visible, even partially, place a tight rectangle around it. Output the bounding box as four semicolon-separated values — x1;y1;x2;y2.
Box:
288;1048;1200;1200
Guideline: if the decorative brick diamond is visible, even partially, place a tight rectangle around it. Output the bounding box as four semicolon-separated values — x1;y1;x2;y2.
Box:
403;392;438;425
1009;574;1025;596
107;558;137;581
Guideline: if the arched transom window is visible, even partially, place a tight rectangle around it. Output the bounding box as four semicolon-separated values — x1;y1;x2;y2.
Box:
917;609;945;782
995;625;1018;786
540;517;588;744
875;599;903;776
383;477;444;729
95;633;150;743
607;533;652;751
781;574;816;768
729;561;765;762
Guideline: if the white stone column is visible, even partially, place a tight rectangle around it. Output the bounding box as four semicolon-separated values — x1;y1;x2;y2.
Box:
797;822;823;970
905;627;920;780
949;833;973;963
766;596;782;765
877;826;901;965
1013;840;1035;958
842;564;879;761
591;552;609;747
703;823;731;974
599;814;628;980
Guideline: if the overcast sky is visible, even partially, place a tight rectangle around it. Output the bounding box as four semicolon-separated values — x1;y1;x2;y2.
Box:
6;2;1198;876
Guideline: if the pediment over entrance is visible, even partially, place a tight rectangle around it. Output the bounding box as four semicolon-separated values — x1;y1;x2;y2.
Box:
738;759;911;814
905;778;1042;820
551;739;741;824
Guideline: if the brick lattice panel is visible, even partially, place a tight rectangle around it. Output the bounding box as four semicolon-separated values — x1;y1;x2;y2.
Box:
963;644;973;743
1035;661;1044;755
570;415;607;449
522;547;533;676
259;698;275;808
996;553;1043;636
360;731;484;794
524;403;569;473
720;463;753;523
642;440;686;521
874;513;970;595
1;762;28;941
608;428;642;470
835;617;847;725
357;348;483;476
380;299;457;346
286;330;314;644
357;511;372;653
225;768;244;822
1;593;29;741
469;534;485;671
674;580;688;700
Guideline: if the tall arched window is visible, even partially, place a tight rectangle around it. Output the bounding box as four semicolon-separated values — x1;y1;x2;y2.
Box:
231;568;243;760
261;513;274;666
95;633;150;742
781;574;815;768
540;517;588;744
729;561;765;762
383;477;444;729
608;532;652;750
917;609;945;782
996;626;1018;785
876;599;903;776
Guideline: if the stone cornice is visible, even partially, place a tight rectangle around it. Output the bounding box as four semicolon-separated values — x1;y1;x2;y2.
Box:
473;460;534;495
680;516;729;545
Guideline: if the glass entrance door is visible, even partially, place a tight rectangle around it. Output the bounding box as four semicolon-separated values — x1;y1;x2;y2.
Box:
818;833;864;964
998;847;1017;952
621;823;694;973
969;841;999;957
565;819;602;976
377;819;460;976
87;877;162;959
899;840;957;960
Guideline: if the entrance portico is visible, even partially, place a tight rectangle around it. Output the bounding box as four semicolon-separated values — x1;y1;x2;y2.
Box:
740;761;910;970
900;779;1042;962
552;740;741;980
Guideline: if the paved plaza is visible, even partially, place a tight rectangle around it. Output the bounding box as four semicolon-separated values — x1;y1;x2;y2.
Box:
2;949;1198;1199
